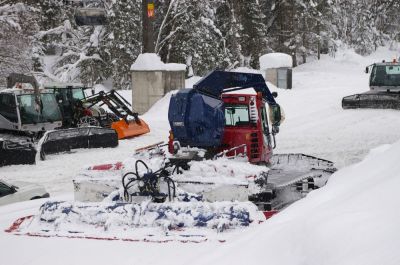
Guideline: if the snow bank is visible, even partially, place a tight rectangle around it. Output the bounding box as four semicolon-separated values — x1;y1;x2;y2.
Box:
259;53;292;69
142;90;175;122
196;140;400;265
130;53;186;71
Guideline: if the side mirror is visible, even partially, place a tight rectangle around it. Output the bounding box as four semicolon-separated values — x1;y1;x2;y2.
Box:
269;104;282;126
272;92;278;98
365;67;369;74
10;185;18;193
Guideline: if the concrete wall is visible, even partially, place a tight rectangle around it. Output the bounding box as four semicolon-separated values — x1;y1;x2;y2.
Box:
264;68;292;89
265;69;278;87
131;70;185;114
163;71;186;94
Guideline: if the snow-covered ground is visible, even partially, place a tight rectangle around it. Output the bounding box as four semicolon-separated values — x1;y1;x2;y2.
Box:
275;48;400;167
1;47;400;265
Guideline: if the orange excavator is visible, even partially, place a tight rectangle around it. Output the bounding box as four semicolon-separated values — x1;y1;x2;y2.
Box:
44;84;150;139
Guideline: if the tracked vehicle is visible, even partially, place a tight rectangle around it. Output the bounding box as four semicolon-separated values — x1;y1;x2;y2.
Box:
0;75;118;165
342;60;400;109
7;71;336;243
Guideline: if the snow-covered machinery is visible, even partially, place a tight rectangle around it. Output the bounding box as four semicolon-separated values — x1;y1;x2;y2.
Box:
44;83;150;139
0;74;118;165
0;139;36;166
342;60;400;109
6;71;336;242
2;74;63;134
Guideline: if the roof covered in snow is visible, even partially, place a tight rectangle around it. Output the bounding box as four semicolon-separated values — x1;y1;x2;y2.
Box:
259;53;293;70
130;53;186;72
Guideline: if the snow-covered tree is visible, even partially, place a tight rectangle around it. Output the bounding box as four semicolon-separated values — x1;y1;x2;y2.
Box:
157;0;229;76
102;0;142;89
0;2;39;86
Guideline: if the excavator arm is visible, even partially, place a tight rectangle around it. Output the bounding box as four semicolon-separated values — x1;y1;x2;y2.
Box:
82;90;149;139
193;70;277;105
83;90;140;123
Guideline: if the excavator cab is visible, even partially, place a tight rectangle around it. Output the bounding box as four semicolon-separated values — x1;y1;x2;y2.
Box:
222;93;275;163
168;71;284;164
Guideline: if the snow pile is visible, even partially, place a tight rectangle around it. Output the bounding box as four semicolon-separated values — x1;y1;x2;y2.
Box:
176;157;268;187
197;141;400;265
73;150;268;203
259;52;292;69
142;90;175;122
130;53;186;71
334;47;365;64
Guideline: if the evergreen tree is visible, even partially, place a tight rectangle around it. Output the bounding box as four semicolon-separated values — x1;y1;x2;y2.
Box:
157;0;228;76
0;2;39;85
102;0;141;89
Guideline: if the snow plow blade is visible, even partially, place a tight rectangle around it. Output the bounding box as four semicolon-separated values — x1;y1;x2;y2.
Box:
0;139;36;166
7;200;263;243
342;92;400;110
111;119;150;139
40;127;118;157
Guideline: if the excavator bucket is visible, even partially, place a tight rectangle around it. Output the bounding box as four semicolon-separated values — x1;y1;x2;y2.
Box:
342;92;400;110
111;119;150;140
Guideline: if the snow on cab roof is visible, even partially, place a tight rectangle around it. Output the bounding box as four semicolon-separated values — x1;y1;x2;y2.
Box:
374;61;400;66
130;53;186;71
259;53;293;70
44;82;85;88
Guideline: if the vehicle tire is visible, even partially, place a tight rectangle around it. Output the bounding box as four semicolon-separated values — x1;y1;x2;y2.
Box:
77;116;100;127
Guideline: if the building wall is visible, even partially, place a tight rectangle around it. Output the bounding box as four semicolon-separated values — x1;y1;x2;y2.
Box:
265;69;278;86
264;68;292;89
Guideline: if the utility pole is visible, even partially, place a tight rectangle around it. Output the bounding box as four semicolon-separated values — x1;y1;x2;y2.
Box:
142;0;155;53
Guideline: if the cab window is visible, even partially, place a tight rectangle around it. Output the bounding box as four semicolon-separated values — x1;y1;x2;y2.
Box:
0;94;18;123
0;182;14;197
225;105;250;126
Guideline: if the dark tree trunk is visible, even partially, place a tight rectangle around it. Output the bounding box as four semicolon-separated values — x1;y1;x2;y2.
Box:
142;0;155;53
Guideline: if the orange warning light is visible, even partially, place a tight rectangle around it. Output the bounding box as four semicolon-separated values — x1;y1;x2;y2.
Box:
147;3;154;18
